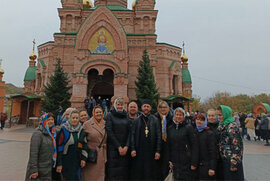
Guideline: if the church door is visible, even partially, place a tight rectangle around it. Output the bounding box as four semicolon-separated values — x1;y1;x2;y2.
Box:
87;68;114;100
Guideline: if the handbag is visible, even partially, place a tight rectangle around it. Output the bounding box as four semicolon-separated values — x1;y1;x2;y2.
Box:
87;132;106;163
164;168;174;181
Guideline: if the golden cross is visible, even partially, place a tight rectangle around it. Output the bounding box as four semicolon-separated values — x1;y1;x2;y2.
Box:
32;39;36;53
182;41;185;54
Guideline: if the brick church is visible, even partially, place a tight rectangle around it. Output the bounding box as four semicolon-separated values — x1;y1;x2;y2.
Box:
13;0;193;123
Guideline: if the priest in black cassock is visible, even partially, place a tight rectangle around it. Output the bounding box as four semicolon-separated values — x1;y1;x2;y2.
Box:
130;99;161;180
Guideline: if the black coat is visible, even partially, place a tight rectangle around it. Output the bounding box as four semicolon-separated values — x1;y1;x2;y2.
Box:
130;114;161;180
167;120;199;180
195;128;217;180
105;109;131;180
131;114;161;153
154;112;173;180
208;122;223;180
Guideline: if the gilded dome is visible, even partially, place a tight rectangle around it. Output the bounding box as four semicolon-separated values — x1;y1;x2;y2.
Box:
0;67;4;74
181;53;188;62
132;0;137;10
29;52;37;61
83;0;93;8
0;59;4;74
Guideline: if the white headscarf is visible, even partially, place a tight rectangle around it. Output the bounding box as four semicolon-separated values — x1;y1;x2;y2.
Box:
113;97;125;112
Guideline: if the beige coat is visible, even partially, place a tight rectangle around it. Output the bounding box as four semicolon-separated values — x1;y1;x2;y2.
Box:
82;118;107;181
245;117;255;129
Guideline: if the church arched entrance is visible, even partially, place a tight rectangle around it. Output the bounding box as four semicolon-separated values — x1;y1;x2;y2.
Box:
87;68;114;100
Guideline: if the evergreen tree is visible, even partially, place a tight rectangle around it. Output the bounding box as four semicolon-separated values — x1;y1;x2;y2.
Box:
135;50;159;112
42;58;71;117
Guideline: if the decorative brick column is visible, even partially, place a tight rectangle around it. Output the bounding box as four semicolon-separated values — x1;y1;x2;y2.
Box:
70;73;88;108
112;73;129;105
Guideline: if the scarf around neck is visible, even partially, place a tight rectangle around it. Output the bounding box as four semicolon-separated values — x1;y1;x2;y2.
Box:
42;114;57;168
161;115;167;141
62;121;82;133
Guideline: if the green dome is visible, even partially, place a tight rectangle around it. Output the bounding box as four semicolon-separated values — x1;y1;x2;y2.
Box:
182;68;192;83
261;103;270;112
24;66;36;81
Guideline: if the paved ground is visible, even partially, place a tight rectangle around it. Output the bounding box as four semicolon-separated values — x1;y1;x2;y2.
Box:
0;126;269;181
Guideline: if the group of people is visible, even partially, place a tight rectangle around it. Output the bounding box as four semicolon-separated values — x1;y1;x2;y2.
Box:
26;98;245;181
84;96;110;117
235;112;270;146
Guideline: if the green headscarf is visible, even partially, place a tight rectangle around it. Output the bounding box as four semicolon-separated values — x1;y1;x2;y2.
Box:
219;105;235;126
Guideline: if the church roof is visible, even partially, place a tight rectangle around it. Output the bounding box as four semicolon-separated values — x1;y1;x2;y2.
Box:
91;4;132;11
11;93;43;100
182;68;192;83
261;103;270;112
24;66;36;81
106;4;131;11
169;61;176;69
160;95;192;101
39;60;46;67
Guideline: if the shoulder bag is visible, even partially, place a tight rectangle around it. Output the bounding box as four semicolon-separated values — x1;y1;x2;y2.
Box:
87;132;106;163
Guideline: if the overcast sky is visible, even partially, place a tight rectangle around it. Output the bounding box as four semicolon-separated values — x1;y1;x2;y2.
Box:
0;0;270;101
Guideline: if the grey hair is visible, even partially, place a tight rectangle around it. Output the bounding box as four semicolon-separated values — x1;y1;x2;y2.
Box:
113;97;125;111
61;107;75;121
174;107;186;117
68;109;79;121
207;109;216;114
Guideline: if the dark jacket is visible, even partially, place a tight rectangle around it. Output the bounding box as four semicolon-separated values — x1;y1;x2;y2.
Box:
218;121;243;169
260;116;269;130
105;108;131;180
154;112;173;130
239;114;247;127
154;112;173;180
167;120;199;180
25;125;54;181
195;127;217;180
130;113;161;180
131;114;161;153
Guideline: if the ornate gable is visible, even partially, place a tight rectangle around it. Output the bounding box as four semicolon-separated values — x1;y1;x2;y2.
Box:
75;6;128;53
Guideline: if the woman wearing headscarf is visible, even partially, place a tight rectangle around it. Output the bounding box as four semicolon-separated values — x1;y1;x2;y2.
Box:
82;106;107;180
217;105;244;181
167;107;198;181
195;113;217;180
56;109;87;181
105;97;131;180
25;113;58;181
154;101;173;180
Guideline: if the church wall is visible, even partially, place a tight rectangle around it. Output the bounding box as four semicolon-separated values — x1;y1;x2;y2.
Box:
33;2;192;108
155;44;182;97
58;9;82;33
11;100;21;117
132;11;158;34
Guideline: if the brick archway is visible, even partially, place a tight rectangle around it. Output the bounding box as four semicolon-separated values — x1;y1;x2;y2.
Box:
80;59;121;74
87;68;114;99
75;6;128;52
253;103;270;117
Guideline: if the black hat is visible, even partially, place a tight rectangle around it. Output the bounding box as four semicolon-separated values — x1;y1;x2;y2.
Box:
141;99;152;106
